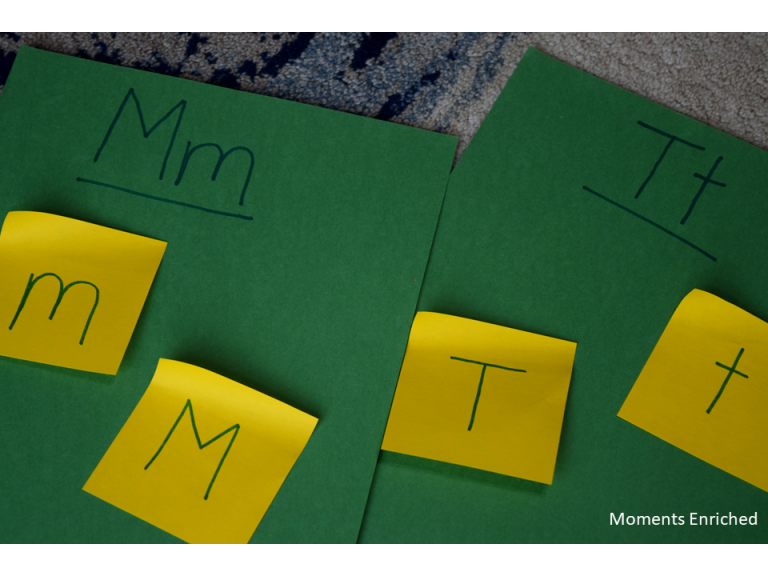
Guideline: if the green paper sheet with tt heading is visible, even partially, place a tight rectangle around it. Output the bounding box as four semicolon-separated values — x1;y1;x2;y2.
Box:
359;47;768;543
0;46;456;543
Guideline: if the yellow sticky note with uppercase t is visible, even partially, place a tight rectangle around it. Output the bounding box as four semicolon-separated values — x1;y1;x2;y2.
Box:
381;312;577;484
619;289;768;493
0;211;166;374
83;359;318;544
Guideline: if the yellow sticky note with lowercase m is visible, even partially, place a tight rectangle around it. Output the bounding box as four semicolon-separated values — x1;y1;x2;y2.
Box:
83;359;318;544
382;312;577;484
619;289;768;493
0;211;166;374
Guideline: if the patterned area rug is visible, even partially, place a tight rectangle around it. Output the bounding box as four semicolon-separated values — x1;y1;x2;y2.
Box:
1;33;766;160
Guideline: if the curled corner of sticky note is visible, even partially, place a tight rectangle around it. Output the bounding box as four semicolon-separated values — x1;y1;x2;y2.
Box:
83;358;318;544
619;288;768;493
0;210;166;374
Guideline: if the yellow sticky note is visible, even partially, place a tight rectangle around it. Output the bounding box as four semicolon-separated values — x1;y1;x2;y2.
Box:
381;312;577;484
0;211;166;374
619;289;768;492
83;359;318;543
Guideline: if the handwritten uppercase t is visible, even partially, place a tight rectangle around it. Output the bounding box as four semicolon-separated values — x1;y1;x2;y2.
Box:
382;312;577;484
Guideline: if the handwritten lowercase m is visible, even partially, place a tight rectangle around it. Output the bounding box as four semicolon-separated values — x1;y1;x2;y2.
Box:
8;272;99;345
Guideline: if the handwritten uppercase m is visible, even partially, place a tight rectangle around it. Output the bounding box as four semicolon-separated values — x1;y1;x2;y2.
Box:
93;87;187;181
145;399;240;500
8;273;100;345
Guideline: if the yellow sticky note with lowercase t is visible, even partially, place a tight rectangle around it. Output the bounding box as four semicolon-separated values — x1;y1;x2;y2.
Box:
381;312;577;484
0;211;166;374
619;289;768;492
83;359;318;544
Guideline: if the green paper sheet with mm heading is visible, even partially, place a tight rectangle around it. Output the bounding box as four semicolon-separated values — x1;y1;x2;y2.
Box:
359;47;768;543
0;46;456;543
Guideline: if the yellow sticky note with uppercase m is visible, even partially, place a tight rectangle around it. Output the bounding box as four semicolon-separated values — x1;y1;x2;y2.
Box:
382;312;577;484
0;211;166;374
619;289;768;493
83;359;318;544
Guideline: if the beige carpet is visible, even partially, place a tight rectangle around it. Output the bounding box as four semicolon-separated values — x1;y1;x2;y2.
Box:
461;33;768;158
1;33;766;160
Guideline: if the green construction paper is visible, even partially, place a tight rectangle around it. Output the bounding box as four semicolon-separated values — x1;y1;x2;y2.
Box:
0;46;456;543
359;47;768;543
